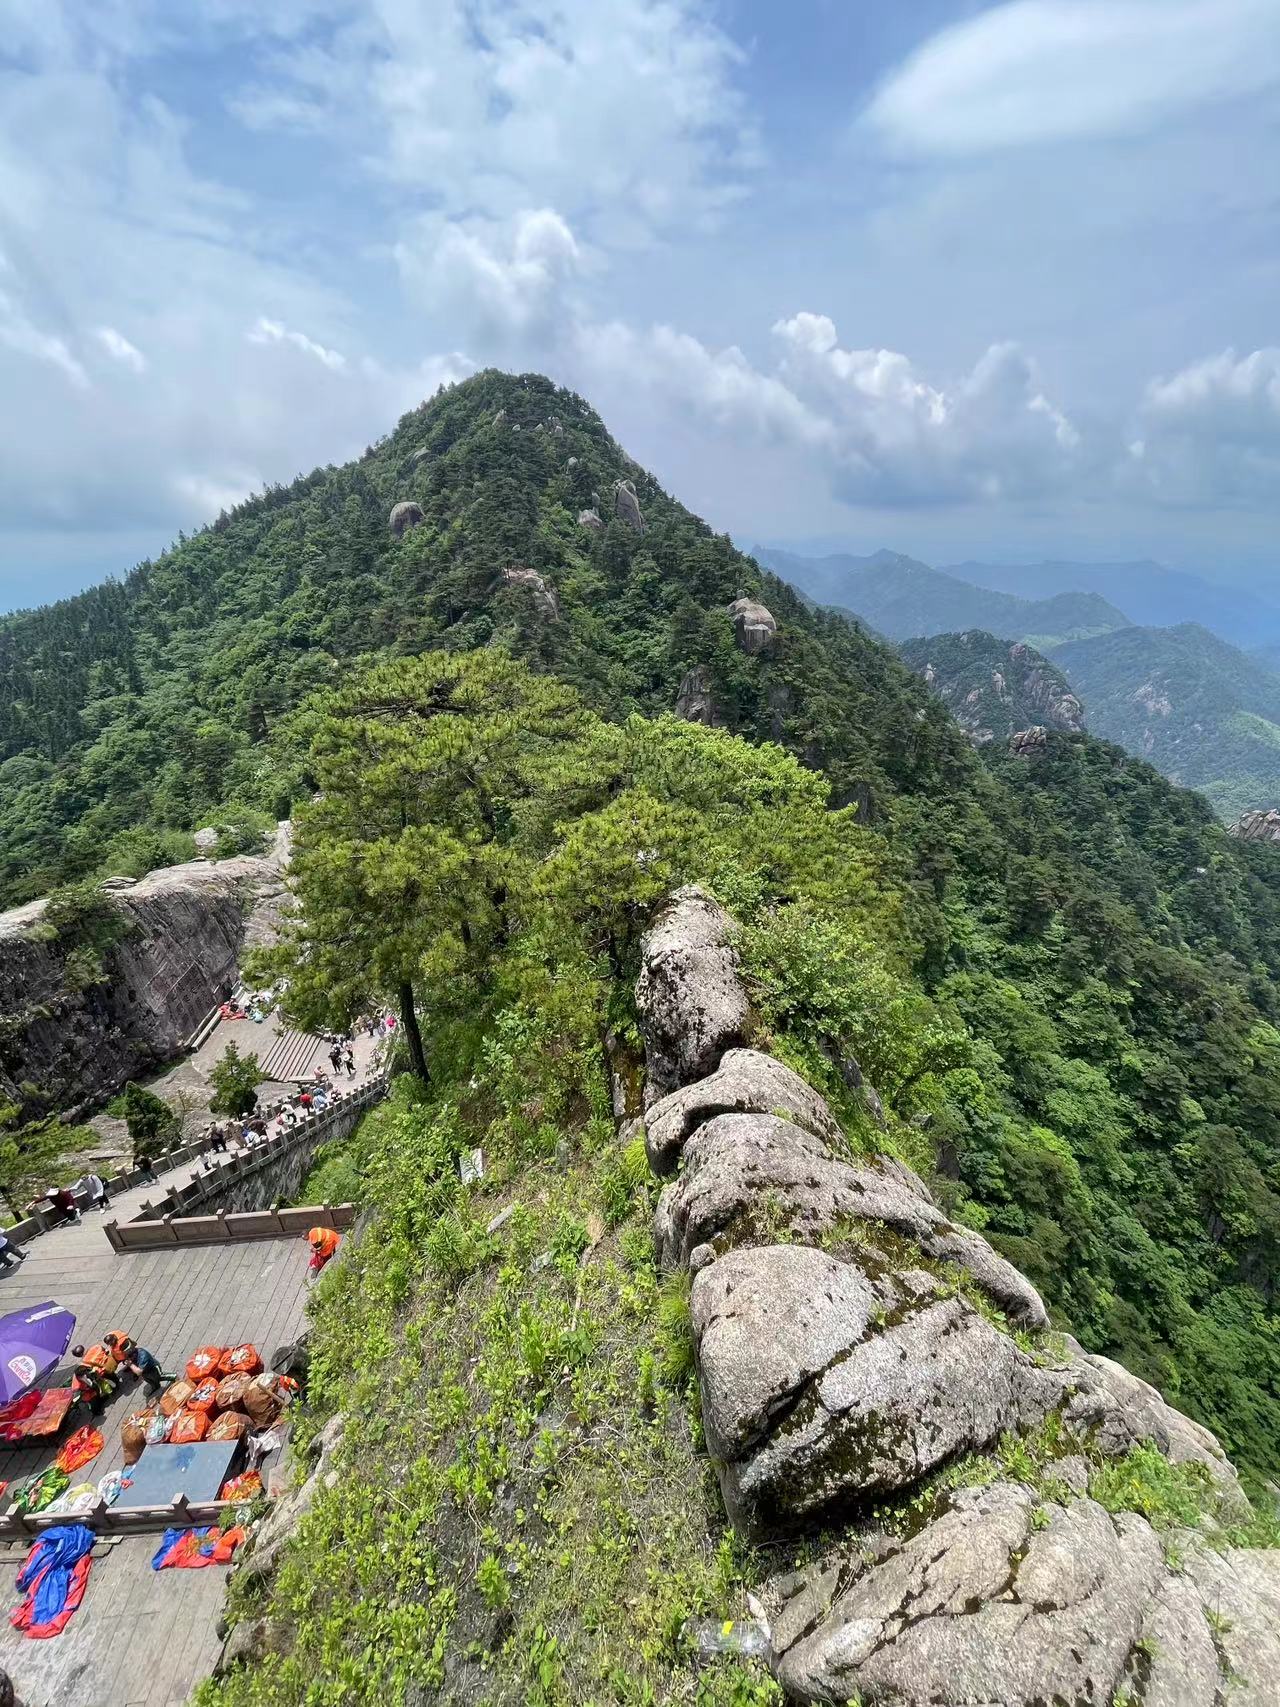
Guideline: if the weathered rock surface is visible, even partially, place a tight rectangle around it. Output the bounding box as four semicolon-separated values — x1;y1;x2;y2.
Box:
632;881;1272;1703
1234;807;1280;844
0;856;284;1113
1008;724;1049;758
389;500;424;537
654;1110;1048;1326
613;478;645;531
674;665;723;727
902;632;1085;746
577;506;604;531
728;595;777;655
635;887;750;1110
500;564;558;619
695;1245;1062;1534
643;1048;840;1174
771;1480;1278;1707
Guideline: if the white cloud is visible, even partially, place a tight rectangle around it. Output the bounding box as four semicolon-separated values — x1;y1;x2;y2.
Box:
588;312;1085;507
397;208;583;343
247;316;346;369
1128;348;1280;502
866;0;1280;155
0;288;87;389
227;0;756;241
95;326;147;372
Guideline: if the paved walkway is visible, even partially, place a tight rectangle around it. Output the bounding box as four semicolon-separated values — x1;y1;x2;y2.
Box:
0;1014;388;1705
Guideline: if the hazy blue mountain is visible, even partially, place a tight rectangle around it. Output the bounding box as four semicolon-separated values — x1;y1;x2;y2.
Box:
1051;621;1280;820
754;546;1129;646
943;558;1280;648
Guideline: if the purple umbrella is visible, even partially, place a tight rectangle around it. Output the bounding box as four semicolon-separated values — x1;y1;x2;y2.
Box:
0;1302;76;1403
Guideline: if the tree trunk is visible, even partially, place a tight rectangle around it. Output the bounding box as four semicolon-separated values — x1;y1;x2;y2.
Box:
399;980;430;1083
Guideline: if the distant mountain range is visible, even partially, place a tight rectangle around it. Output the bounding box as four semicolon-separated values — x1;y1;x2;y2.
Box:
1050;622;1280;822
754;547;1128;646
755;543;1280;821
941;557;1280;650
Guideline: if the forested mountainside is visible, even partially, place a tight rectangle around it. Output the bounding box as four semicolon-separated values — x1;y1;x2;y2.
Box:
1052;621;1280;821
7;368;1280;1494
900;630;1085;744
944;557;1280;650
754;545;1129;644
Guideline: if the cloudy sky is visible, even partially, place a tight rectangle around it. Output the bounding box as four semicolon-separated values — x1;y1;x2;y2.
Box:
2;0;1279;610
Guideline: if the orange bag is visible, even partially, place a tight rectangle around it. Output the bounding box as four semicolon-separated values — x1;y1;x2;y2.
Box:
55;1426;104;1474
218;1344;262;1377
159;1379;195;1417
168;1410;209;1444
215;1373;252;1411
185;1346;223;1381
207;1411;249;1443
187;1379;220;1416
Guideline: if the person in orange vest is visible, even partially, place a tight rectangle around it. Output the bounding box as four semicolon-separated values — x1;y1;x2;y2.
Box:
306;1226;340;1278
69;1342;119;1417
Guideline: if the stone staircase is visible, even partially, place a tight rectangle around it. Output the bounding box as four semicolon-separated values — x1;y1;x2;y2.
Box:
259;1027;326;1084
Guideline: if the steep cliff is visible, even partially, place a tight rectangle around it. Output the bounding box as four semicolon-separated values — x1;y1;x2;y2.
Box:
901;630;1085;744
638;888;1280;1707
0;856;284;1114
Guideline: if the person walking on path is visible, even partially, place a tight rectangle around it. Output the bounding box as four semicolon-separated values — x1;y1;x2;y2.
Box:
344;1046;356;1078
43;1186;81;1226
0;1232;26;1270
136;1150;158;1184
84;1172;110;1212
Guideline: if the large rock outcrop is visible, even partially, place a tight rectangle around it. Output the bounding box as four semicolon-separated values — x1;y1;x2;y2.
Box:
727;595;777;655
500;564;558;619
633;887;1271;1705
1234;808;1280;844
634;887;750;1109
902;632;1085;746
674;665;723;727
389;500;424;537
0;857;284;1114
613;479;645;531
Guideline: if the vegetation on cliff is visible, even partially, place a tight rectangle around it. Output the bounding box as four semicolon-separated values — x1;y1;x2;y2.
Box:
4;369;1280;1490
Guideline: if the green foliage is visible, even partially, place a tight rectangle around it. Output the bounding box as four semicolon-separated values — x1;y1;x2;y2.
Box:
0;1102;82;1215
109;1080;178;1154
900;630;1081;743
6;366;1280;1487
1051;621;1280;819
1088;1443;1219;1532
208;1041;261;1118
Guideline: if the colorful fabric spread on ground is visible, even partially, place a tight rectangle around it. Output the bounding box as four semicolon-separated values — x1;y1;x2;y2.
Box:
54;1425;103;1474
10;1523;94;1638
13;1466;68;1514
0;1391;40;1442
150;1526;245;1570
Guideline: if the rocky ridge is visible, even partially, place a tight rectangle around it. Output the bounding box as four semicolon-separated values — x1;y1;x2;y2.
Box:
900;630;1085;746
635;886;1280;1705
1234;808;1280;844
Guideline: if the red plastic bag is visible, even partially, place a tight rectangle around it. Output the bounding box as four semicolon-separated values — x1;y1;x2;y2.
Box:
218;1343;262;1377
55;1426;103;1475
185;1345;223;1381
186;1378;220;1416
168;1410;209;1444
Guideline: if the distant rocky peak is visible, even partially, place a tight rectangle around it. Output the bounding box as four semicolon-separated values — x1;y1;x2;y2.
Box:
1234;808;1280;844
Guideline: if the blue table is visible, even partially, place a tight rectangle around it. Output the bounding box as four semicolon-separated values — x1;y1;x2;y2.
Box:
116;1440;239;1508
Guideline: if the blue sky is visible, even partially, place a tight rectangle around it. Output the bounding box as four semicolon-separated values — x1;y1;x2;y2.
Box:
2;0;1279;611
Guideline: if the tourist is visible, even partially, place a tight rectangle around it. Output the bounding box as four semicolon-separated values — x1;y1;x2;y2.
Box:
328;1043;342;1073
344;1046;356;1078
207;1122;229;1154
136;1150;159;1184
43;1186;81;1226
84;1171;110;1212
0;1232;26;1270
